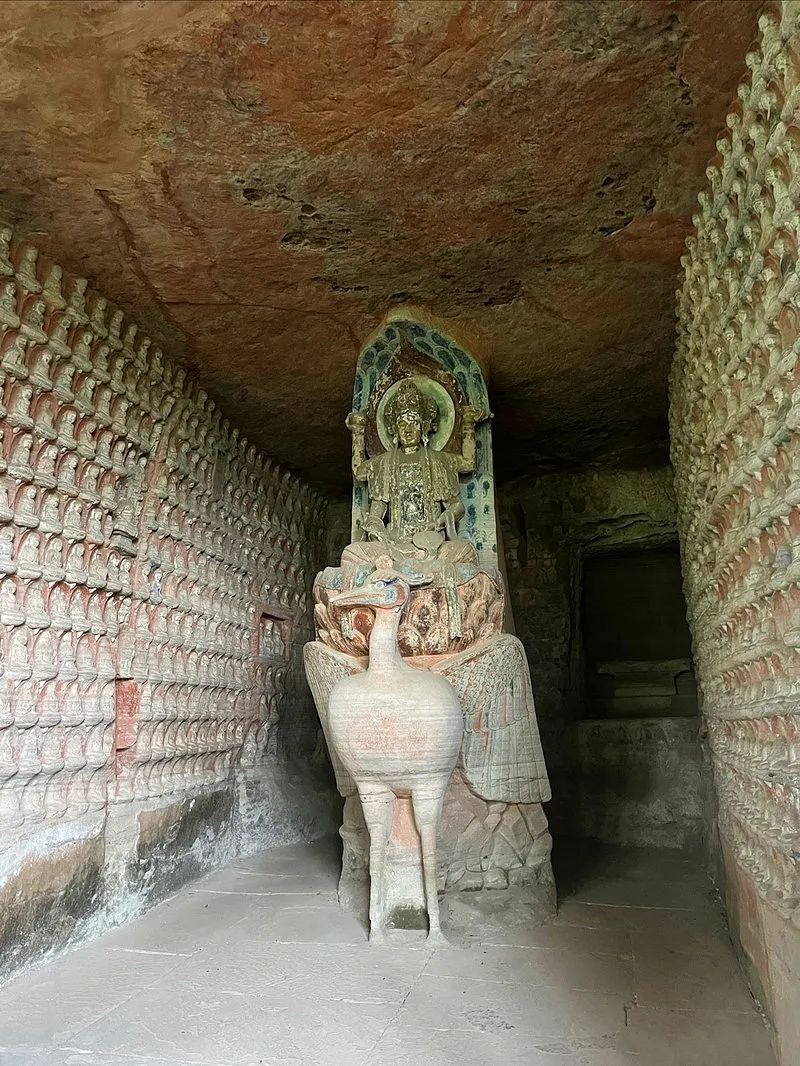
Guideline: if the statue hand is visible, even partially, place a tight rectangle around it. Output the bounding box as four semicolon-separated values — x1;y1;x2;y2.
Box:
360;514;386;540
436;510;457;541
461;404;489;426
346;411;367;434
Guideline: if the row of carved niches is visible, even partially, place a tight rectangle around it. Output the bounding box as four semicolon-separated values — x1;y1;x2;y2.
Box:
709;713;800;772
0;223;323;550
718;803;800;923
123;642;283;686
152;462;320;550
717;758;800;848
139;530;307;597
0;761;110;829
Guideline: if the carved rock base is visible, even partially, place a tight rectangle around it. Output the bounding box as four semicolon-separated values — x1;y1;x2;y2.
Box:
338;768;555;928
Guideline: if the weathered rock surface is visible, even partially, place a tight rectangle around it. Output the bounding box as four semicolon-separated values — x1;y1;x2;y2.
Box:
0;0;759;490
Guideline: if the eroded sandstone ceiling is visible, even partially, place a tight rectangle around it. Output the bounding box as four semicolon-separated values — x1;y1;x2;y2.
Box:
0;0;759;491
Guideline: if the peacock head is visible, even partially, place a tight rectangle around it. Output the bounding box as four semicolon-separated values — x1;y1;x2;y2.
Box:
329;566;431;612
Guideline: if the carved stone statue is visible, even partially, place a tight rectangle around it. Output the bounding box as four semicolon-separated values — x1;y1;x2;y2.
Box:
305;321;554;938
326;568;461;943
343;379;485;571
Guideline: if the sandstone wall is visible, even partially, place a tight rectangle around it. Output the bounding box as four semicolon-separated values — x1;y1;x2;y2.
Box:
0;224;335;979
502;466;706;849
669;5;800;1061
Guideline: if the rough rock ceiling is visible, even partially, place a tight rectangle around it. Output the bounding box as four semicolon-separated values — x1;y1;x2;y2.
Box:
0;0;759;492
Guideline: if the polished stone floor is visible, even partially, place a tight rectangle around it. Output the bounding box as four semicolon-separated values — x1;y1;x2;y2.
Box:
0;837;776;1065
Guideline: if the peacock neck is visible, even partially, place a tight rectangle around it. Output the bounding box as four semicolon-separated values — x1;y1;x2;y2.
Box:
367;608;407;675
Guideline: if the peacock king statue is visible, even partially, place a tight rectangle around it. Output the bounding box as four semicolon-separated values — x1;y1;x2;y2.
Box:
304;322;554;937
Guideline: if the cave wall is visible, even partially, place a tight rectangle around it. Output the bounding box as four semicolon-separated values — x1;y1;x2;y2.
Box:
502;465;706;850
0;223;337;980
669;5;800;1062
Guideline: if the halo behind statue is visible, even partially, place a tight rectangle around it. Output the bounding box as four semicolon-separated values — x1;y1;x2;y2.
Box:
376;375;456;452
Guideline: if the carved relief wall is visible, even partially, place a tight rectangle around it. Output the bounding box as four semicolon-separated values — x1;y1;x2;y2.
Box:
669;5;800;1059
0;223;330;976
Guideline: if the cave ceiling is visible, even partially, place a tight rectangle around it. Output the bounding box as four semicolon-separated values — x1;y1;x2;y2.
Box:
0;0;759;492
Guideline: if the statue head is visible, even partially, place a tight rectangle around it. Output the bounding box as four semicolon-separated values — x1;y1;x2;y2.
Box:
385;379;437;450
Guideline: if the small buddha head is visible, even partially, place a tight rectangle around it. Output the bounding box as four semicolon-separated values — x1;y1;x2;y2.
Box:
385;380;437;450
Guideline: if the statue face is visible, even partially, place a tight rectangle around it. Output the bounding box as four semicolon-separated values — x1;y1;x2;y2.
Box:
395;412;422;449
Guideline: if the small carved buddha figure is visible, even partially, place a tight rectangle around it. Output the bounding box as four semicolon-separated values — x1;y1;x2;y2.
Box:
15;247;41;294
87;591;106;634
343;379;486;577
0;226;13;275
74;375;96;415
6;383;34;429
67;588;89;634
9;432;34;481
109;353;126;396
86;507;104;544
106;551;122;592
0;528;16;574
72;330;94;372
89;295;107;336
20;299;48;344
0;482;12;523
57;453;80;496
77;419;99;460
7;626;32;677
47;312;71;356
93;343;111;383
56;409;77;450
33;396;57;441
39;492;62;535
2;334;30;379
65;278;89;324
66;542;88;585
52;359;76;402
14;484;39;528
87;547;107;588
32;629;58;681
17;531;42;579
42;264;66;309
122;322;138;355
63;497;85;541
24;581;50;629
49;582;71;628
76;635;97;681
43;535;66;582
107;309;124;350
79;462;101;505
36;443;59;489
135;335;151;369
0;280;20;328
0;576;23;626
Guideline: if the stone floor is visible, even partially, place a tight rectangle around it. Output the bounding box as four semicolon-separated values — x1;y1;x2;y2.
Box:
0;837;776;1066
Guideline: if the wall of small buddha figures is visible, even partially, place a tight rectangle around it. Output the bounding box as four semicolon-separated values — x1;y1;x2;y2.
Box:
0;223;334;977
670;4;800;1060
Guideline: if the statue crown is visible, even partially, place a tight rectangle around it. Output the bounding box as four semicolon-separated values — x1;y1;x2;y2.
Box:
386;379;437;437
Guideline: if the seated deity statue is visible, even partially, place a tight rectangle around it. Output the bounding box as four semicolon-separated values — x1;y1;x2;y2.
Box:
341;378;487;585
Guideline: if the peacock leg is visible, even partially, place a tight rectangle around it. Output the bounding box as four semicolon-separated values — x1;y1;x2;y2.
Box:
357;782;395;943
411;784;447;945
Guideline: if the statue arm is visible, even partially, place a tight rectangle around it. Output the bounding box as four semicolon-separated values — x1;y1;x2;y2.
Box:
362;499;387;540
346;411;368;480
455;405;488;473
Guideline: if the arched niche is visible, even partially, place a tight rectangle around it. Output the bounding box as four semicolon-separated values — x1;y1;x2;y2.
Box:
351;318;498;572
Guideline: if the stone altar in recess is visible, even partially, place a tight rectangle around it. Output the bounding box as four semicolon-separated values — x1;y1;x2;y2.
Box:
305;321;554;930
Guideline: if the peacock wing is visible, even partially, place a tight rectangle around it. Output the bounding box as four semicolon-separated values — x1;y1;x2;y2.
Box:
303;640;366;797
431;633;551;804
